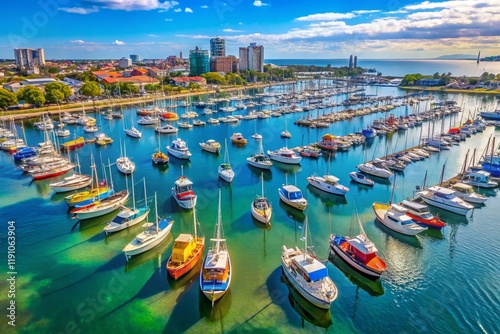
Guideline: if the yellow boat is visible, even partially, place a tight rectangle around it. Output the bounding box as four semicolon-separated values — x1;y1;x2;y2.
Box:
61;137;84;151
65;186;112;207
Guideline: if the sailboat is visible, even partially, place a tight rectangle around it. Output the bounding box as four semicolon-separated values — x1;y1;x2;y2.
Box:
247;137;273;169
330;209;387;279
152;132;169;165
70;160;129;220
281;216;338;309
64;156;113;207
123;192;174;260
251;173;272;225
49;153;92;193
218;139;235;182
116;141;135;174
167;199;205;280
279;174;308;211
281;115;292;138
200;189;231;302
103;177;150;234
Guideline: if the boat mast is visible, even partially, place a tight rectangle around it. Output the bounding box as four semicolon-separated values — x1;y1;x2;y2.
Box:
155;192;159;234
261;172;264;198
192;198;197;238
303;216;308;260
143;177;147;209
131;172;136;211
389;174;396;205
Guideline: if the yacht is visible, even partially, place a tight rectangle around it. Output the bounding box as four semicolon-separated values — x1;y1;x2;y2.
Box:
125;127;142;138
167;138;192;159
268;147;302;164
278;184;308;211
357;163;393;179
199;139;221;154
307;174;349;196
400;200;446;229
451;183;487;204
372;202;428;236
462;170;498;188
155;124;178;134
416;186;474;215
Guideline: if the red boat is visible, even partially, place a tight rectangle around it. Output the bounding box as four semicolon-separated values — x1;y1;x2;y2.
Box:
30;164;75;180
160;112;179;121
400;200;446;229
136;109;155;116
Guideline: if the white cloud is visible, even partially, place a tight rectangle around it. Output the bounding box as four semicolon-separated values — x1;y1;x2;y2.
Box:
72;0;179;12
223;28;244;33
114;40;125;45
59;6;99;14
174;8;182;12
353;10;380;15
201;5;208;9
253;1;268;7
295;12;356;21
148;34;160;37
185;7;193;13
69;40;86;44
165;18;173;21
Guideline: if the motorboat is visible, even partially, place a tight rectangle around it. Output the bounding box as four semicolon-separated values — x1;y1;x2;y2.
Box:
49;173;92;193
361;127;377;139
317;134;337;151
349;172;374;186
462;170;498;188
282;217;338;309
152;151;169;165
268;147;302;164
207;118;220;124
400;200;446;229
251;173;272;225
125;127;142;138
172;169;197;209
451;183;487;204
95;133;113;146
123;193;174;259
416;186;474;215
281;130;292;138
199;139;221;154
357;163;393;179
372;202;428;236
167;138;192;159
137;116;159;125
220;116;239;123
60;137;85;151
200;190;231;302
167;201;205;280
177;121;193;129
193;120;206;126
230;133;247;145
330;213;387;279
155;124;178;134
278;184;308;211
307;174;349;196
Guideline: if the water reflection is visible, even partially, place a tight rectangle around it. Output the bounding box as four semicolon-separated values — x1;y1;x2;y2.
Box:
281;272;333;329
278;200;306;223
306;184;348;206
272;161;302;174
374;219;423;248
124;235;173;272
198;288;232;322
329;253;384;297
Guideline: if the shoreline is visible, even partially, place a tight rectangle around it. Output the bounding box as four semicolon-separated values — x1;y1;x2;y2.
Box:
399;86;500;95
0;81;294;121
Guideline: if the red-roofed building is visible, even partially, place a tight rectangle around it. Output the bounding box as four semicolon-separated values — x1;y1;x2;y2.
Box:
130;68;148;76
100;76;159;86
92;71;123;80
170;76;207;88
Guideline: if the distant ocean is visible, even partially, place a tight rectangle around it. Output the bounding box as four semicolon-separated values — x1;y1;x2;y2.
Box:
266;59;500;77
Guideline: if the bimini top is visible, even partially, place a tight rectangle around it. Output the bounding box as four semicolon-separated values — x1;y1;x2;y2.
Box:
292;254;328;282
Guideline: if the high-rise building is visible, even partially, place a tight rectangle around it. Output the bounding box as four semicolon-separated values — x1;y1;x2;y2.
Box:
14;48;45;67
353;56;358;68
210;56;238;73
189;46;209;75
210;37;225;57
239;43;264;72
130;54;140;63
348;55;354;69
118;57;132;68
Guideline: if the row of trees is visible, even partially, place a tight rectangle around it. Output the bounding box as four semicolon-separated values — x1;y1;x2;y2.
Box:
402;71;500;86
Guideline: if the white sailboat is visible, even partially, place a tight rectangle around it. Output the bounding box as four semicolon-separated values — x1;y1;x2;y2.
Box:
251;173;272;225
281;216;338;309
49;153;92;193
200;189;231;302
104;176;150;234
116;141;135;174
123;192;174;259
218;139;235;182
247;139;273;169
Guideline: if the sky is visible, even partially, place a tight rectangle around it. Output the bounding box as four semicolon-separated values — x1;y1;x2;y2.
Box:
0;0;499;60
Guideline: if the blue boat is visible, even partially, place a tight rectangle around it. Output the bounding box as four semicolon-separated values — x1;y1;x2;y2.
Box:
361;127;377;139
480;163;500;177
13;147;37;161
479;110;500;121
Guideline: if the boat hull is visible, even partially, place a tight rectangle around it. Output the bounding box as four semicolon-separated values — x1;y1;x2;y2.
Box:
50;179;93;193
123;222;173;258
281;259;331;309
418;196;471;216
167;147;191;159
372;203;424;236
278;190;307;211
268;154;302;165
251;202;272;225
307;177;349;196
167;241;204;280
103;209;150;235
200;257;231;302
247;157;272;170
72;191;129;220
330;243;382;279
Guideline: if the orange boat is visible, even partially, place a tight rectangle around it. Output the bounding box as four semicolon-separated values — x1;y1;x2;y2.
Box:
400;200;446;229
317;134;337;151
167;203;204;280
161;112;180;121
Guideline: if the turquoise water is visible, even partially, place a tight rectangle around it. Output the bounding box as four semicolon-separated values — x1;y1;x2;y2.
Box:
267;59;500;77
0;83;499;334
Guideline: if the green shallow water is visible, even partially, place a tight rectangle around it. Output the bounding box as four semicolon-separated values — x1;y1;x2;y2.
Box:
0;83;499;334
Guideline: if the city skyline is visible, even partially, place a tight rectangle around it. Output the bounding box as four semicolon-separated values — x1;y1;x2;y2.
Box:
1;0;499;60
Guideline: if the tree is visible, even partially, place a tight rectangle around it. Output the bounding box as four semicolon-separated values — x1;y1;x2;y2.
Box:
17;86;46;106
80;81;102;98
0;88;17;110
44;82;72;103
47;66;60;74
201;72;227;85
